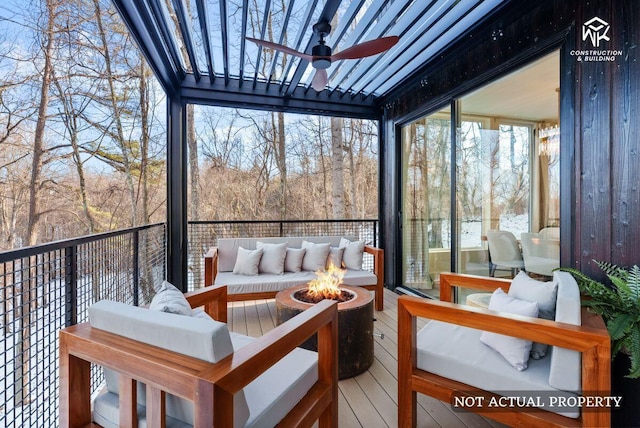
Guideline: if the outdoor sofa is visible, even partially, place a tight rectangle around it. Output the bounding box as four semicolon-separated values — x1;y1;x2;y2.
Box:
204;236;384;310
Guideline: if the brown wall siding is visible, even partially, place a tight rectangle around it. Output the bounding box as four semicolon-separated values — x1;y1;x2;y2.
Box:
381;0;640;283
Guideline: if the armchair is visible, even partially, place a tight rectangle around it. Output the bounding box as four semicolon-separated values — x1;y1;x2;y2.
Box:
60;285;339;427
398;272;611;428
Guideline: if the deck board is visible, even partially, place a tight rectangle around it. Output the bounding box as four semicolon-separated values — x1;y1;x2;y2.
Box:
229;288;503;428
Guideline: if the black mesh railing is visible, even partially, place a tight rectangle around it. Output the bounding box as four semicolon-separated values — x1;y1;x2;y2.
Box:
187;219;378;290
0;223;165;427
0;219;377;424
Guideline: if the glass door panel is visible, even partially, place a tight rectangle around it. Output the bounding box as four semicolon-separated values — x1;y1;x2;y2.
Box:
401;108;451;298
455;115;532;282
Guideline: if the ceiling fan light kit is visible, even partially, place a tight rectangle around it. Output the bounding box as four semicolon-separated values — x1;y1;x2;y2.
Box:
247;20;399;91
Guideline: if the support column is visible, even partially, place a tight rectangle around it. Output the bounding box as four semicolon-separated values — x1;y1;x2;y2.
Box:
167;96;188;291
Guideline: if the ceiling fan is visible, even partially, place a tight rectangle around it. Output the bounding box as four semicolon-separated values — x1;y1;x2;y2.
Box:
247;21;399;91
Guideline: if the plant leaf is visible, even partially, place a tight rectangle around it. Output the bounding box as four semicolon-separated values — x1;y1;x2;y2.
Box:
608;313;635;340
627;326;640;379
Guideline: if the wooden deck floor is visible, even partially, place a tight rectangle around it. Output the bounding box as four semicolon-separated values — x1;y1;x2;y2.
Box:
227;288;506;428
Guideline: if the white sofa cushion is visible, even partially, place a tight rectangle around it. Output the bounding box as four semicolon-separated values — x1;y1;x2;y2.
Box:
480;288;539;371
149;280;192;316
548;271;582;392
256;242;287;274
89;300;250;427
508;272;558;359
340;238;365;270
284;248;305;272
233;247;263;276
301;241;331;271
217;236;346;273
326;247;345;269
417;321;579;418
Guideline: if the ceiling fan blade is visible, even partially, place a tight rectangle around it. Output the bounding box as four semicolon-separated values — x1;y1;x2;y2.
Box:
311;69;328;91
246;37;313;61
330;36;400;61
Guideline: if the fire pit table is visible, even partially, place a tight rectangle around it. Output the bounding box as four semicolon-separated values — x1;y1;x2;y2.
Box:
275;284;374;379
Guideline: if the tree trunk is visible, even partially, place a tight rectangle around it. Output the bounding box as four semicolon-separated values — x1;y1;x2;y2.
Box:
19;0;59;406
52;70;95;233
93;0;137;226
347;120;358;219
276;111;287;219
139;59;155;300
331;117;345;219
26;0;57;246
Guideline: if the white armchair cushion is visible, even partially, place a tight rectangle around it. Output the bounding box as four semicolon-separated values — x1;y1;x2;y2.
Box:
301;241;331;271
549;271;582;392
508;271;558;359
256;242;287;275
149;280;192;316
480;288;539;371
233;247;263;276
339;238;365;270
284;248;306;272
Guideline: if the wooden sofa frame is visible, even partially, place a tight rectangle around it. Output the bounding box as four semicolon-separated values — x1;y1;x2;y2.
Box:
204;244;385;311
398;273;611;428
60;285;339;427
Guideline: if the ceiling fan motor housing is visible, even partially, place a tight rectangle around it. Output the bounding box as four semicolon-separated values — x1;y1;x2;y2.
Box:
312;44;332;69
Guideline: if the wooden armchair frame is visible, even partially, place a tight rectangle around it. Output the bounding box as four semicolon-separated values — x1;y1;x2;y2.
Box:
398;273;611;428
204;244;385;311
60;285;339;427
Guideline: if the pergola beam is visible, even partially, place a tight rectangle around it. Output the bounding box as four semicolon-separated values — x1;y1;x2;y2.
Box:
111;0;181;93
181;75;379;119
265;0;297;89
194;0;216;83
278;0;319;93
219;0;230;84
171;0;201;82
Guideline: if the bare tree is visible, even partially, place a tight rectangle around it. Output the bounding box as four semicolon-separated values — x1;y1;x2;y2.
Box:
330;117;345;218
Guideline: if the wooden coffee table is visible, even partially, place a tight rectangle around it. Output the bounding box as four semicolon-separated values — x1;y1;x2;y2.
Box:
275;285;374;379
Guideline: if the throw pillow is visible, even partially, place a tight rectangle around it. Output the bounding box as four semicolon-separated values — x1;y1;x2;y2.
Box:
256;242;287;275
301;241;331;271
480;288;539;371
284;248;306;272
149;280;191;316
326;247;345;269
339;237;365;270
508;271;559;359
233;247;263;276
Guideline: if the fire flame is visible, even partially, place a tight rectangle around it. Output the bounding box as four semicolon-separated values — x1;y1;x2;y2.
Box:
307;263;346;300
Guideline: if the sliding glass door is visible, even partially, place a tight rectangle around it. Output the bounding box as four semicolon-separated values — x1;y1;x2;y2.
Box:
401;108;451;294
400;51;560;299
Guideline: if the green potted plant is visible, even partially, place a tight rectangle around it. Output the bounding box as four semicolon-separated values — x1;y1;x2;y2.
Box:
561;261;640;426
